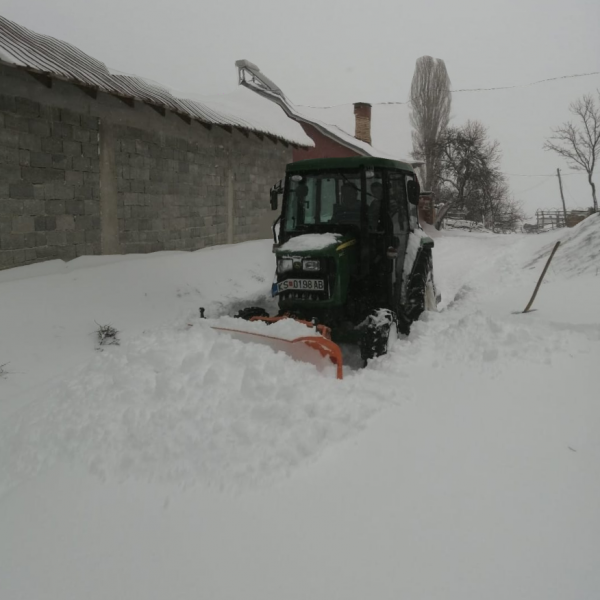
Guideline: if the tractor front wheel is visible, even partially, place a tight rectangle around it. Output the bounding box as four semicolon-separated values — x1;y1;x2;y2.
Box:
234;307;269;320
360;309;399;365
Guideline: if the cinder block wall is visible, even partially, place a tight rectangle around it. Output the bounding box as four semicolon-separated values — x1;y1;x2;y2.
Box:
0;63;291;270
0;98;101;265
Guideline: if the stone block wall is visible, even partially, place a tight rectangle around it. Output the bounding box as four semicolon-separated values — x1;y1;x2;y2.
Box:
113;125;228;253
111;123;289;253
0;62;293;270
0;95;101;269
231;133;286;243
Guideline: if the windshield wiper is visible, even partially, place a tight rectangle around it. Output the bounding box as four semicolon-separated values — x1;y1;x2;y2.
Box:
338;172;362;193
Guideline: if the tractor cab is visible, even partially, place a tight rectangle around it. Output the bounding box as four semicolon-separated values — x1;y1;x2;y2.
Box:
271;157;424;328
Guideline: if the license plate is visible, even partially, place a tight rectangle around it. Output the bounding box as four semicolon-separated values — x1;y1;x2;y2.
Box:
277;278;325;293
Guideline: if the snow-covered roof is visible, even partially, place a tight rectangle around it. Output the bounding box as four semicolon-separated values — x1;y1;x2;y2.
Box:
236;60;415;164
179;87;314;149
299;102;415;163
0;16;313;147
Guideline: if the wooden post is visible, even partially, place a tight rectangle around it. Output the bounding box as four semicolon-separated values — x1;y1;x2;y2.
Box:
523;241;561;313
557;169;567;226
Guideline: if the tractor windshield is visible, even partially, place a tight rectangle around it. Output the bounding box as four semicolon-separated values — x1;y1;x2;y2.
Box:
282;170;367;234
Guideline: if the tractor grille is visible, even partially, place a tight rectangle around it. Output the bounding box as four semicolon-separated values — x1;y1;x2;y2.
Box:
279;258;336;303
280;290;324;301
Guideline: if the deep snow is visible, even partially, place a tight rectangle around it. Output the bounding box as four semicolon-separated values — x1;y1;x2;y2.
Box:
1;215;599;600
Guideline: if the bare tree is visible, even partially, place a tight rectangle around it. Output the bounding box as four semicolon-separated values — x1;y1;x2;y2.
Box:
434;120;522;231
434;120;499;227
480;180;525;232
544;93;600;212
409;56;452;194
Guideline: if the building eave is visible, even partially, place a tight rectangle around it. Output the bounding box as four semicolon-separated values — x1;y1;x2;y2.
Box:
0;16;310;147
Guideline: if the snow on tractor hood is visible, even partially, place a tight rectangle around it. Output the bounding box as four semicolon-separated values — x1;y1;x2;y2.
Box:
278;233;345;253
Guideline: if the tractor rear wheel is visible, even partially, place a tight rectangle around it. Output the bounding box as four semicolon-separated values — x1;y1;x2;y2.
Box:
406;253;436;322
424;269;438;312
360;309;399;365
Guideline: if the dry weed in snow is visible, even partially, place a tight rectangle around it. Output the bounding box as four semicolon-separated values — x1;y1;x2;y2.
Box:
95;323;120;347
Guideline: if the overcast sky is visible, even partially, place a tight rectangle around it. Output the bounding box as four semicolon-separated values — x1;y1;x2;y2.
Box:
2;0;599;216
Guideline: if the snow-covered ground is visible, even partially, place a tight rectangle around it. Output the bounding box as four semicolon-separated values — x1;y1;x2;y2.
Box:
1;216;599;600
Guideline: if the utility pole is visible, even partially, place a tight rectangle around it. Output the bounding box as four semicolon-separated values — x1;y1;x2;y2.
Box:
557;168;567;227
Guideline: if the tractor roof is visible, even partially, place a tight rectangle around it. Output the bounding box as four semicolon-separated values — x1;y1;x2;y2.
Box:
286;156;415;173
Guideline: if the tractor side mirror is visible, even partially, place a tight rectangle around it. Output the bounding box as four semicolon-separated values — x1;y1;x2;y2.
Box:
407;179;421;205
421;236;434;250
270;180;283;211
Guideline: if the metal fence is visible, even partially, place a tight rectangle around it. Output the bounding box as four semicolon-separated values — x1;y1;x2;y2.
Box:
535;209;592;230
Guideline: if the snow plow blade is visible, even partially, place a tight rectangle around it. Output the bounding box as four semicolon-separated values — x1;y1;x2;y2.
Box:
211;321;344;380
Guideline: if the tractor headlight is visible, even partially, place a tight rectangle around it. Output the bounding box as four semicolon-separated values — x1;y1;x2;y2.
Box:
303;258;320;271
277;258;293;274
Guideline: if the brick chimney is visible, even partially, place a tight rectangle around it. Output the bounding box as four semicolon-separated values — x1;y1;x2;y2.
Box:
353;102;372;145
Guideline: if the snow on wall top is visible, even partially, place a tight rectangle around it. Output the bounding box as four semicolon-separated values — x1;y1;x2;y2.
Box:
0;16;313;147
237;60;414;163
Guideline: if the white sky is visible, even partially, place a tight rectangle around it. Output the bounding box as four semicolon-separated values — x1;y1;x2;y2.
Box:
2;0;599;216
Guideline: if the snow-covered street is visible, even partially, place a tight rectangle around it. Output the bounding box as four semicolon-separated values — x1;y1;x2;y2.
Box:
1;216;599;600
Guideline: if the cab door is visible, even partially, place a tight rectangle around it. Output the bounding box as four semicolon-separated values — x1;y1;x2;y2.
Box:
387;171;410;302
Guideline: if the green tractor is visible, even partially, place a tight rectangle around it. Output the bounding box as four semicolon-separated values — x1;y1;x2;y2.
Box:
236;156;438;368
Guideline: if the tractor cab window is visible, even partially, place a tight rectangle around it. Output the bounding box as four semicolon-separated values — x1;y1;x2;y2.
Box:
282;171;363;234
284;178;317;230
320;177;336;221
367;178;384;231
388;172;409;234
332;180;362;223
405;174;419;230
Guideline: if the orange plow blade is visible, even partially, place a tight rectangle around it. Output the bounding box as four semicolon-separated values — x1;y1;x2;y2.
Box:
211;326;344;380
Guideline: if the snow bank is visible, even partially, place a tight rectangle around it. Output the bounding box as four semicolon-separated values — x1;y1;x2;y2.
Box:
0;318;392;495
0;241;276;422
527;212;600;278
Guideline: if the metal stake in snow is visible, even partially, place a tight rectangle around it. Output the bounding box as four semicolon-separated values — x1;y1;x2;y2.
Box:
523;241;561;313
556;169;567;225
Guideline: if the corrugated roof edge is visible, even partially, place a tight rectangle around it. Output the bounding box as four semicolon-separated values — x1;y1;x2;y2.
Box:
0;15;312;147
286;156;415;173
236;59;419;166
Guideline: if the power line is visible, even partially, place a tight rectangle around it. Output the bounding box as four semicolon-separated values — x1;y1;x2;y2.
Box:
515;175;555;194
295;70;600;109
452;70;600;93
502;171;585;177
297;100;410;108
